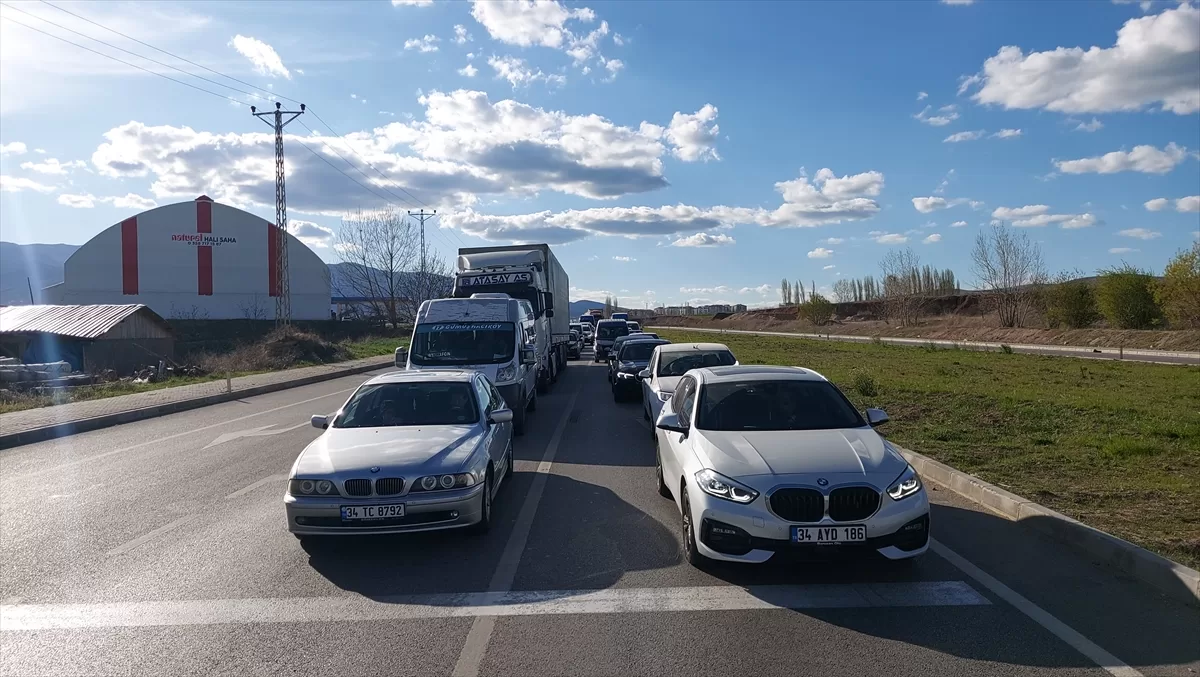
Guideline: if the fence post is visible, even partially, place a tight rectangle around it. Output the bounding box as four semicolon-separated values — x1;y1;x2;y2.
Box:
226;371;232;393
1119;343;1123;360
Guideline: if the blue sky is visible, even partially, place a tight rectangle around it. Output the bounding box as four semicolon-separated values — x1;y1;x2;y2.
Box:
1;0;1198;308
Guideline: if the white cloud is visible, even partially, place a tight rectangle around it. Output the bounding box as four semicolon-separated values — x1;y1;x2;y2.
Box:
229;35;290;79
951;220;969;227
944;130;986;143
54;192;158;209
1074;118;1104;132
917;91;928;101
404;35;441;53
942;0;975;4
681;285;732;294
1117;227;1161;239
56;193;95;208
923;233;943;244
0;141;28;156
807;247;834;259
459;63;479;77
612;255;636;262
913;196;949;213
1109;247;1139;254
962;4;1200;115
1055;142;1189;174
738;284;772;295
392;0;434;5
380;111;396;116
672;232;735;247
969;200;985;210
874;233;908;244
823;264;836;270
19;158;87;175
992;204;1097;228
664;105;720;162
487;55;566;87
1177;196;1200;212
1144;197;1170;211
566;20;609;63
287;220;333;248
454;24;473;44
914;104;959;126
992;128;1022;139
470;0;596;49
603;57;624;79
0;175;54;193
821;237;845;245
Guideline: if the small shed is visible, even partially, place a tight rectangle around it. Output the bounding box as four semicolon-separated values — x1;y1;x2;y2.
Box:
0;304;175;374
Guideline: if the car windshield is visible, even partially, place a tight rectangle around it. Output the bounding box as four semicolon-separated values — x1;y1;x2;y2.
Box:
597;322;630;339
697;380;865;431
410;322;515;366
657;351;736;376
334;382;479;428
620;341;662;361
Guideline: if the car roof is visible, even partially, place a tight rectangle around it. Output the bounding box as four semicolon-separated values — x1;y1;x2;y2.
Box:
656;342;732;354
690;365;828;383
365;370;478;385
621;338;669;348
597;319;625;325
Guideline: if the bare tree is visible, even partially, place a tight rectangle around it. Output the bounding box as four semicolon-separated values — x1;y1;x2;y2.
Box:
832;279;855;303
879;247;925;326
237;294;269;320
395;252;452;323
971;224;1047;328
335;209;420;327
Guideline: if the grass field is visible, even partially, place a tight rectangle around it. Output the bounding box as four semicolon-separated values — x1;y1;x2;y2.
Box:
656;329;1200;569
0;336;407;415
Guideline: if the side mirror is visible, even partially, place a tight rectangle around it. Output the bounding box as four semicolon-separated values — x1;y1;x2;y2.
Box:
866;408;890;427
543;292;554;314
488;408;514;424
520;348;536;365
637;369;651;380
656;412;688;435
394;347;408;369
310;414;329;430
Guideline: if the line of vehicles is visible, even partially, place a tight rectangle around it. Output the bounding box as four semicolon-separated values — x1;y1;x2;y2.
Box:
283;242;931;568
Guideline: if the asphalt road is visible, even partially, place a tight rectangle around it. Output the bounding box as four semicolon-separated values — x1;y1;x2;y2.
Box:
2;351;1197;676
648;327;1200;366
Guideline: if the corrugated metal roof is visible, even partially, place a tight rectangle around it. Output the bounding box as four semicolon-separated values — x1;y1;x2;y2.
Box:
0;304;169;339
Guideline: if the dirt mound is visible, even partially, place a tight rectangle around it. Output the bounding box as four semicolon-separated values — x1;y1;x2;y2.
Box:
198;327;351;373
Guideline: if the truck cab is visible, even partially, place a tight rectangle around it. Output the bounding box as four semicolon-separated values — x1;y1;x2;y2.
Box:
403;296;538;435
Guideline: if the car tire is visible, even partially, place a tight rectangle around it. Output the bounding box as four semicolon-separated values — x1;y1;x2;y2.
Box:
655;441;671;499
470;471;493;535
512;394;527;436
536;368;549;395
681;487;711;569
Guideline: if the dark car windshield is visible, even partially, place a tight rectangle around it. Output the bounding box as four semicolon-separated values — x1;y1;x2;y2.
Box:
657;351;736;376
597;322;630;339
410;322;515;366
335;382;479;428
697;380;865;431
619;341;664;361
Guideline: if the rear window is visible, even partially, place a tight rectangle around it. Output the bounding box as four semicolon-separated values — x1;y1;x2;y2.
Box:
697;380;864;432
657;351;736;376
619;341;663;361
597;322;630;339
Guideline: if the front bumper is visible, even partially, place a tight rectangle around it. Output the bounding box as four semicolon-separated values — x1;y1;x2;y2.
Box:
285;484;484;536
690;485;930;563
614;372;641;394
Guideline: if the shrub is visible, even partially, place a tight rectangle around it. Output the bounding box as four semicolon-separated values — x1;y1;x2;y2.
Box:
1155;242;1200;329
1043;270;1099;329
798;293;835;325
850;368;878;397
1000;344;1013;354
1095;264;1162;329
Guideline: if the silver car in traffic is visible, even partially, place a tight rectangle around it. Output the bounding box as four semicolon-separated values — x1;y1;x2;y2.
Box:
286;370;514;540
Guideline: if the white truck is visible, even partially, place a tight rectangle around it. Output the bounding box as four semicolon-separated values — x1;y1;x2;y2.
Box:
453;245;569;394
399;296;539;435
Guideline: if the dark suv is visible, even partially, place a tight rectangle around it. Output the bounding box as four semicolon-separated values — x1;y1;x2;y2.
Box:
610;338;669;401
593;319;630;362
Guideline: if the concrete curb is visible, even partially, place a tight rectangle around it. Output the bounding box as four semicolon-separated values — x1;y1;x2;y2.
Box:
0;358;393;450
897;445;1200;607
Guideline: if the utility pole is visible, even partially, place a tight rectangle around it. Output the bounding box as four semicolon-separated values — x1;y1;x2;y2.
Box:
407;209;437;278
252;101;305;326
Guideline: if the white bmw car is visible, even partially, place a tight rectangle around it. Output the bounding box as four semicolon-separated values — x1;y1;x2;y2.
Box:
654;365;929;566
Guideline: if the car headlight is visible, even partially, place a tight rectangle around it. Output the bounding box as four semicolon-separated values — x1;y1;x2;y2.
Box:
496;364;516;382
657;391;673;402
412;473;476;492
887;464;923;500
694;469;758;504
289;478;333;496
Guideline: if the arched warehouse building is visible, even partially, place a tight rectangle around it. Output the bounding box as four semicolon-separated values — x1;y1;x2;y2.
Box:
43;196;331;320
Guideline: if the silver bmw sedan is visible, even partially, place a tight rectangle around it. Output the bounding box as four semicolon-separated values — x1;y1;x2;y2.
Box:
285;370;514;541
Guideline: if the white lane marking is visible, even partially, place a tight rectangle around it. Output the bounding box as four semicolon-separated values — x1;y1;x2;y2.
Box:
203;421;310;449
6;380;373;482
224;474;289;500
931;539;1142;677
453;387;580;677
0;581;989;631
106;516;198;557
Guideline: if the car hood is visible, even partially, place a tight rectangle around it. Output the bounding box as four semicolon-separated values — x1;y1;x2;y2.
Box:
293;425;480;476
693;428;906;480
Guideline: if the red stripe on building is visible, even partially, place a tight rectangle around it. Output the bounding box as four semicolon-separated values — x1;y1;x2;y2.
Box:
196;199;213;296
267;223;280;297
120;217;138;295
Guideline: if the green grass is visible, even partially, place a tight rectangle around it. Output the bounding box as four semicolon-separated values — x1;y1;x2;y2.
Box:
0;336;409;416
657;329;1200;569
